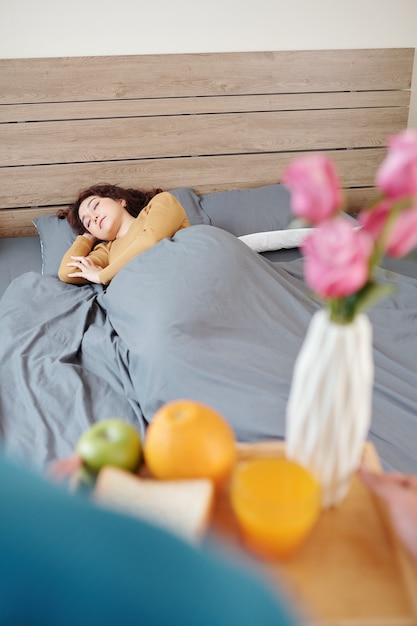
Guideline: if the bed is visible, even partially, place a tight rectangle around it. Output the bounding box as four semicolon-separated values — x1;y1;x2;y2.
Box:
0;49;416;475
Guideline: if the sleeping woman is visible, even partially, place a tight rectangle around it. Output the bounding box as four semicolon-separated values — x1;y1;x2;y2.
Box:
58;184;191;285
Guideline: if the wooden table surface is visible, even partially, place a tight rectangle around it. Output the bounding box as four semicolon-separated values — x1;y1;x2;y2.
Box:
210;441;417;626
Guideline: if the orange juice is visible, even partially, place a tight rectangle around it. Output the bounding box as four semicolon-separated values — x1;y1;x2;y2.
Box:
231;457;321;559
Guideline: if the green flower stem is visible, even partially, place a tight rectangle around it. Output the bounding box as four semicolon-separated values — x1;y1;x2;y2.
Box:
329;296;358;324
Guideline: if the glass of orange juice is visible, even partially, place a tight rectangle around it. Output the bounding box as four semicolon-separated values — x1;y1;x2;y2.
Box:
231;457;321;559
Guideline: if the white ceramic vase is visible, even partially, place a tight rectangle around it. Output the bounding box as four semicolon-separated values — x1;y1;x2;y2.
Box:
286;309;374;508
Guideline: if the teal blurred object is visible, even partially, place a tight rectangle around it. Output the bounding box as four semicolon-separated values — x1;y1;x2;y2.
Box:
0;453;299;626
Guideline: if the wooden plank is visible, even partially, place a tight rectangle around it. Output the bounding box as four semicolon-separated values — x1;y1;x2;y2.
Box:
0;148;386;209
346;188;379;212
0;108;406;167
0;49;413;104
0;207;58;237
0;90;410;123
0;49;412;238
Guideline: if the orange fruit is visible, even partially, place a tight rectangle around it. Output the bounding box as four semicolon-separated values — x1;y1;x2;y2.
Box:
144;399;236;488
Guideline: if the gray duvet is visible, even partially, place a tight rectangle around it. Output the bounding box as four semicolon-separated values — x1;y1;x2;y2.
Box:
0;226;416;473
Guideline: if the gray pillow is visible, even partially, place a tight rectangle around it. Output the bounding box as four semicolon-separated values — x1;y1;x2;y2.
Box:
199;184;293;237
33;214;77;276
33;188;210;277
169;188;211;226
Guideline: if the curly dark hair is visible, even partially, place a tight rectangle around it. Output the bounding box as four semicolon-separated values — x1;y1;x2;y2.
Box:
57;183;163;234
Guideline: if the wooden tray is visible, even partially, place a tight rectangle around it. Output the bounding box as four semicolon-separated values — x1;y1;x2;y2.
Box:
210;441;417;626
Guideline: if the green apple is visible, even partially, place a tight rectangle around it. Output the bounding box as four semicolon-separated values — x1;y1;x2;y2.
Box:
76;418;143;474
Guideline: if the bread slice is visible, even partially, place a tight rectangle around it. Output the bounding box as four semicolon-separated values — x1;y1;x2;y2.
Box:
93;466;214;542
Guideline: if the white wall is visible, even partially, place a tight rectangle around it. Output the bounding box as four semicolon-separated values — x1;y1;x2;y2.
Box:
1;0;416;127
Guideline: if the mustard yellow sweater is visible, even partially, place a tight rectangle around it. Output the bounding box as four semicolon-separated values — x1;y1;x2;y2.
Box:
58;192;191;285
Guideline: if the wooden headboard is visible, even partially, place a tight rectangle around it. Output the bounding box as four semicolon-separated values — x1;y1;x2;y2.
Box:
0;48;414;237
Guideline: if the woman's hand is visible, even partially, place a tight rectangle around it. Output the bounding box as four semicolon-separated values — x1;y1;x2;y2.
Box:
360;464;417;566
67;256;103;283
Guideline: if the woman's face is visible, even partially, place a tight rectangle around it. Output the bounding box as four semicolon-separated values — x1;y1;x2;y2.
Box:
78;195;126;240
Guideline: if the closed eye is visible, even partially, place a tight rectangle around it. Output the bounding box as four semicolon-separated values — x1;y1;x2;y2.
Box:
81;196;100;229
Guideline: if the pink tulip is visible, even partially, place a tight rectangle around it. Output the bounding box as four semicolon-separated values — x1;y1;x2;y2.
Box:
376;129;417;199
282;154;343;224
302;218;373;298
359;200;417;258
358;200;390;241
387;206;417;256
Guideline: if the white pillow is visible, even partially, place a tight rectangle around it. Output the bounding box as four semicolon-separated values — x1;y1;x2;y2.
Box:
238;228;313;252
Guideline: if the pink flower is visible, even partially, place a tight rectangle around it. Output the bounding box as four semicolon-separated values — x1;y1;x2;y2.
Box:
359;200;417;258
302;218;373;298
282;154;343;224
376;129;417;199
